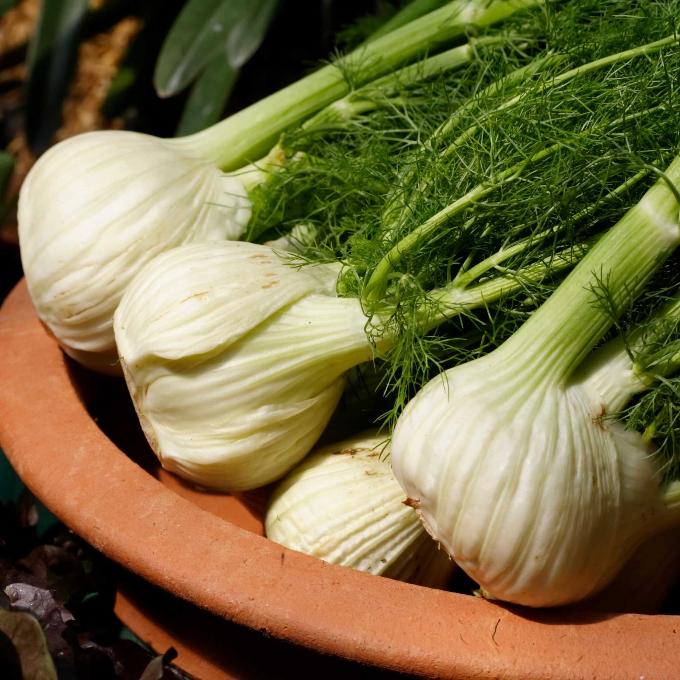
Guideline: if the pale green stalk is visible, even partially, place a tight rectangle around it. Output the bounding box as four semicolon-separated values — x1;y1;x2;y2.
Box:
497;154;680;386
567;168;651;225
238;38;511;188
576;292;680;412
446;170;650;286
370;241;588;339
419;243;588;331
301;39;502;132
451;227;572;287
181;0;542;170
370;0;451;41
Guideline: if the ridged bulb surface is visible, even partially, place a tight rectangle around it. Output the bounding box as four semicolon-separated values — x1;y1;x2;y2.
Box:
266;432;454;587
391;352;673;606
114;241;374;491
19;130;251;373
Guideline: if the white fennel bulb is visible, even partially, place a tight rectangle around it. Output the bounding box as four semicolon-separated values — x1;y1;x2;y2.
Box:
266;432;454;587
392;155;680;607
114;241;376;491
19;131;250;373
391;353;671;606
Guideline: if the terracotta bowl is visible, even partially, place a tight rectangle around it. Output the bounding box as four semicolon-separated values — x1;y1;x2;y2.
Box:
1;280;679;679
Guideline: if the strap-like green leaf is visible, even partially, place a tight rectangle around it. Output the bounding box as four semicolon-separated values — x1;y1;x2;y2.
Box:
225;0;277;69
175;52;237;136
25;0;88;154
154;0;278;98
154;0;223;97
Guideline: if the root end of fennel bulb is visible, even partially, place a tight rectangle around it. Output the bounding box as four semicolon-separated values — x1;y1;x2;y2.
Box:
18;131;251;371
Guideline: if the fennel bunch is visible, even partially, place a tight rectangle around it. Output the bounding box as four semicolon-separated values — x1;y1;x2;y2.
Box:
250;0;680;425
21;0;534;372
116;2;680;493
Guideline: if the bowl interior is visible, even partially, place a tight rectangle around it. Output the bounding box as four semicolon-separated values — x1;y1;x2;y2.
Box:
68;362;270;535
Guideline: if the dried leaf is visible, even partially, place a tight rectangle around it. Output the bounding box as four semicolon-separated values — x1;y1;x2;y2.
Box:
5;583;74;664
0;608;57;680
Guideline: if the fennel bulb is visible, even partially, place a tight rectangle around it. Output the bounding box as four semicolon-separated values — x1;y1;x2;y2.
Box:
113;226;571;492
19;132;251;373
266;432;454;587
114;241;376;491
392;347;669;606
391;155;680;606
19;0;533;373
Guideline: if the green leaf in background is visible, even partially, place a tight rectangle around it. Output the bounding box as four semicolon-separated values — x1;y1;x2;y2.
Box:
175;52;237;135
102;63;136;117
0;151;15;199
224;0;278;69
154;0;224;97
0;151;16;225
0;0;19;18
174;0;278;135
25;0;89;154
154;0;279;99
